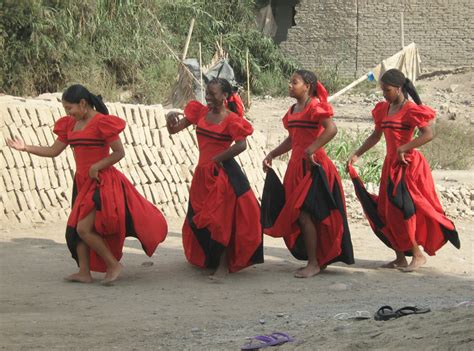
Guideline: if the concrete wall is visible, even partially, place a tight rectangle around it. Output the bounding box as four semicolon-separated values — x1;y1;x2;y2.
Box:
279;0;474;77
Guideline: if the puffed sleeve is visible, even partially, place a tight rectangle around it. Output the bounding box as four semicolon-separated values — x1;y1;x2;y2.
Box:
184;100;207;125
371;102;387;131
53;116;73;144
98;115;126;143
407;104;436;128
309;100;334;121
228;114;253;141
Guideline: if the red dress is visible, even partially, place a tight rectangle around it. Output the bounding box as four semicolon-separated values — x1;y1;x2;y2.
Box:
348;101;460;254
53;113;168;272
181;101;263;273
261;97;354;266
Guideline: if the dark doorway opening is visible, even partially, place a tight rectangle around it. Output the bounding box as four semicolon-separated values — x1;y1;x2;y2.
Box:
272;0;299;44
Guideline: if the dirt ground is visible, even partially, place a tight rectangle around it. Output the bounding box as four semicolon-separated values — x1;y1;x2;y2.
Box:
1;70;473;350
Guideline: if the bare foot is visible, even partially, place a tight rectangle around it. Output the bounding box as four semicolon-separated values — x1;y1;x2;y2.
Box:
400;255;427;272
208;266;228;283
381;258;408;269
64;272;93;284
102;263;123;285
294;264;320;278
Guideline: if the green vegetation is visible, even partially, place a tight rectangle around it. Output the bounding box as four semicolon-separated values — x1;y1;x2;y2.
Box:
1;0;304;103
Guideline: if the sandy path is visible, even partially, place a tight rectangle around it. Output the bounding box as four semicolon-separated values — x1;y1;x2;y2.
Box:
1;218;472;350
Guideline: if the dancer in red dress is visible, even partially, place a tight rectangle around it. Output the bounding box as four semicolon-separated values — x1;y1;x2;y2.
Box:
261;70;354;278
7;84;168;284
226;87;245;118
347;69;460;272
166;78;263;280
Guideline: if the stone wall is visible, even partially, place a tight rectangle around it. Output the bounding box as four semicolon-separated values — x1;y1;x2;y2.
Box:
280;0;474;77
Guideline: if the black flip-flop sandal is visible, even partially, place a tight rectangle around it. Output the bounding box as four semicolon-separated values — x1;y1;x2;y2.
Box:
395;306;431;317
374;305;398;321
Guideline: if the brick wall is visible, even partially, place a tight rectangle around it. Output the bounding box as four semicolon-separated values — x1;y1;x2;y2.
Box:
280;0;474;78
0;96;286;225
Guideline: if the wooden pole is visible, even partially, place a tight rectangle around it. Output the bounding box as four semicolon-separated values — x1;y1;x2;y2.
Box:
246;48;251;108
400;11;405;48
182;18;195;61
199;42;204;102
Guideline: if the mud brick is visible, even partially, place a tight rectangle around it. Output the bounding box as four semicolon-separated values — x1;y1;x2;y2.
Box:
176;183;188;203
175;204;185;218
25;126;40;145
143;184;153;202
10;147;25;168
123;124;132;144
152;130;161;147
128;167;141;186
0;104;13;125
0;152;6;172
56;169;68;188
148;108;157;129
17;167;29;191
150;164;165;182
0;191;13;213
159;129;172;148
6;190;20;212
36;125;48;146
55;187;69;208
108;103;117;116
144;127;153;147
36;106;54;126
137;127;146;146
143;166;157;183
9;168;21;190
31;190;42;208
142;146;157;166
129;124;141;145
2;147;15;169
149;183;161;204
134;145;148;166
42;126;56;146
0;172;6;193
15;191;28;211
135;164;149;184
38;189;52;207
17;106;31;126
16;211;30;224
128;146;139;165
39;208;54;222
156;149;168;165
7;122;20;141
123;105;134;123
169;165;182;184
8;106;23;128
41;167;52;189
160;181;172;202
31;210;45;223
50;106;63;122
26;168;36;190
179;164;192;183
23;191;37;210
155;105;166;129
48;167;59;189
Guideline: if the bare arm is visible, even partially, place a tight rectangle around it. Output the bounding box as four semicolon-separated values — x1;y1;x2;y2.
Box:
346;129;383;170
304;118;337;162
212;139;247;164
262;136;292;172
88;139;125;181
397;124;434;164
7;137;67;157
166;112;192;134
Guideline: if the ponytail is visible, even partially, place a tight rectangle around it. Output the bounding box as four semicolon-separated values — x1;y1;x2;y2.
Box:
62;84;109;114
402;78;422;105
